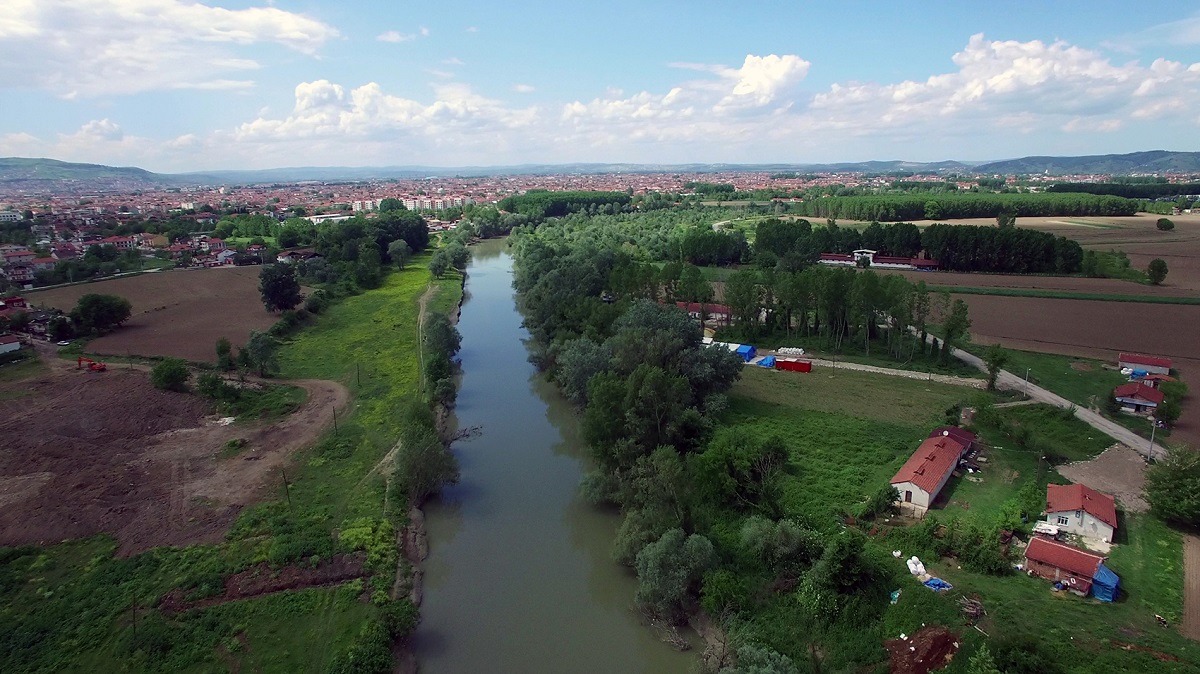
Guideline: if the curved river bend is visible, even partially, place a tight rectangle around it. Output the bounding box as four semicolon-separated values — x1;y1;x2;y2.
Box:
413;239;696;673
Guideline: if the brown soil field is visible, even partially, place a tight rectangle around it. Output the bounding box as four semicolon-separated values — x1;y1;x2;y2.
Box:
872;213;1200;294
0;346;349;555
27;267;278;362
954;293;1200;448
880;269;1197;297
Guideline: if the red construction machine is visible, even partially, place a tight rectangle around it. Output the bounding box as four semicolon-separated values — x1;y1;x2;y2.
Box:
77;356;107;372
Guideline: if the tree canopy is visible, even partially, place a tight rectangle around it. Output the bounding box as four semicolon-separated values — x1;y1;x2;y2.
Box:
258;263;302;312
70;293;132;334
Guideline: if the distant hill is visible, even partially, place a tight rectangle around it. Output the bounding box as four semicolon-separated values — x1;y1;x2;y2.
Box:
0;157;171;185
974;151;1200;175
3;151;1200;193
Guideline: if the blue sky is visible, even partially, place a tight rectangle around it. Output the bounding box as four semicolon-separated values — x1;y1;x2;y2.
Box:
1;1;1198;172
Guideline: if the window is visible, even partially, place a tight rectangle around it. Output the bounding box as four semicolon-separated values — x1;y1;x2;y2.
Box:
1057;516;1069;525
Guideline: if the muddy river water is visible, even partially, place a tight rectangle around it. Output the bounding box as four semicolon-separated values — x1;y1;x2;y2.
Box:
413;239;696;672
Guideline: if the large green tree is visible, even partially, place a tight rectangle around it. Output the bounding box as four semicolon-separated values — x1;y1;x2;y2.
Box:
1146;446;1200;526
70;294;132;333
258;264;302;312
1147;258;1169;285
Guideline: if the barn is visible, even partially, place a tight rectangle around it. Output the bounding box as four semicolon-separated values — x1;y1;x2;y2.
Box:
1118;353;1172;376
1045;483;1117;544
890;432;970;514
1024;537;1120;601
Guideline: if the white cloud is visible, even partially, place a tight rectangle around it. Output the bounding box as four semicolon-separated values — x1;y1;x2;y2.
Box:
0;0;338;98
444;57;465;66
465;26;478;33
421;26;431;37
377;31;415;43
513;84;535;93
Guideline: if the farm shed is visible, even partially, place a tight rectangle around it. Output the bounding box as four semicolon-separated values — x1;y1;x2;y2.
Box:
1118;353;1172;376
1113;382;1164;414
1023;537;1119;601
0;334;20;354
736;345;757;362
890;434;969;514
1045;483;1117;544
674;301;731;323
775;358;812;373
1138;373;1177;389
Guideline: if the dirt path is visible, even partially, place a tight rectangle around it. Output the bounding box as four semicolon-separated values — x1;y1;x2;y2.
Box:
416;281;435;393
1185;535;1200;640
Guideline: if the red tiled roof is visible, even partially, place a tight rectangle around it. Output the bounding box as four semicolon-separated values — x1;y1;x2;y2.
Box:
928;426;976;448
1141;374;1177;383
1046;483;1118;529
1113;382;1164;405
0;334;20;344
1025;537;1105;578
1119;353;1172;370
675;301;732;315
890;435;966;494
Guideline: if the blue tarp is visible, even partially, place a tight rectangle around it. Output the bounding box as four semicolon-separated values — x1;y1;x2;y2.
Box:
736;345;757;362
1092;563;1120;602
759;355;776;368
1131;369;1149;378
923;578;953;592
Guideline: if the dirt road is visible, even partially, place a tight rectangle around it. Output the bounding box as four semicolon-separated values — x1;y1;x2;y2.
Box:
1185;535;1200;641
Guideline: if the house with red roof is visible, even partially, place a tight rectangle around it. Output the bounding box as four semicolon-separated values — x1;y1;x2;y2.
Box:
1113;382;1164;414
1045;483;1117;543
1023;537;1119;600
1118;353;1172;376
675;301;732;324
0;334;21;355
890;432;970;513
1138;373;1177;389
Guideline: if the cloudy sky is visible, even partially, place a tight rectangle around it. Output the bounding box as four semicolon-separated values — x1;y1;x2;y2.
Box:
1;1;1198;172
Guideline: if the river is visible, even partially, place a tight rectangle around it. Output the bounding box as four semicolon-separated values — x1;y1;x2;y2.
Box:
413;239;697;673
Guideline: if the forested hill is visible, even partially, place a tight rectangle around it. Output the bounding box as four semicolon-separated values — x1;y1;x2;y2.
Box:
0;157;167;183
974;151;1200;175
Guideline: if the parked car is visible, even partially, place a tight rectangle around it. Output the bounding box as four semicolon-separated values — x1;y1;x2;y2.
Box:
56;341;71;346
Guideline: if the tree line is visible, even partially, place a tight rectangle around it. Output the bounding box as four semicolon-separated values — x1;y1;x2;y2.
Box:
787;192;1139;221
1046;182;1200;200
496;190;631;219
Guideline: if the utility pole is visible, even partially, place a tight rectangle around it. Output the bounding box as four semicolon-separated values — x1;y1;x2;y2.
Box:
1148;420;1157;462
1024;368;1031;400
332;405;338;435
281;469;292;508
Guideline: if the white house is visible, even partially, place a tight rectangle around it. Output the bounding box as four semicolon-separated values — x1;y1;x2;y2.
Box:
890;432;971;513
0;334;21;354
1045;483;1117;544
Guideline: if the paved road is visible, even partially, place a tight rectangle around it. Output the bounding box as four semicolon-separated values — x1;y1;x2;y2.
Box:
947;345;1162;460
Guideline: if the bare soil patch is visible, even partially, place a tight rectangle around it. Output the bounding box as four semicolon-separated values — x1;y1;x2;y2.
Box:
160;553;366;613
27;267;278;362
1057;445;1149;513
880;269;1195;297
0;355;349;555
884;625;959;674
1184;534;1200;641
954;294;1200;449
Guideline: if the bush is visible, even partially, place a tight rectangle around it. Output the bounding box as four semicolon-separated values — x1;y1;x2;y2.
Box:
1157;217;1175;231
380;598;419;638
150;358;190;392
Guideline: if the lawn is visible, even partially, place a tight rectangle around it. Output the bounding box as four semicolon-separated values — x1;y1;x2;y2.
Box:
733;363;972;427
974;347;1128;410
0;258;461;673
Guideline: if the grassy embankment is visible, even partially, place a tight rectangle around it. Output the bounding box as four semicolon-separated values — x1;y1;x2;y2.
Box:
0;256;463;673
723;366;1195;672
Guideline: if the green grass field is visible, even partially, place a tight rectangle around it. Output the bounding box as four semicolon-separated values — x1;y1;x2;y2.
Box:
724;366;1196;673
0;257;461;673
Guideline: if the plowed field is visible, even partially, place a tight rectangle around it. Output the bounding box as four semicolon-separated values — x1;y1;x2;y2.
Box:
0;348;348;555
956;294;1200;448
28;266;277;362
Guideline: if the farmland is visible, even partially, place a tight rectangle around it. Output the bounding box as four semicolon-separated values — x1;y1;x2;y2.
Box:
27;266;277;362
0;346;348;555
0;258;454;672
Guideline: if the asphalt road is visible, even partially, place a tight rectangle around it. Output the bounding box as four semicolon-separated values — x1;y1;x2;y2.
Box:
948;345;1162;460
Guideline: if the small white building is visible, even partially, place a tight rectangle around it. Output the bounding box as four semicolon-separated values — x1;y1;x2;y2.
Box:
1045;483;1117;544
0;334;21;355
890;431;971;513
1118;352;1172;376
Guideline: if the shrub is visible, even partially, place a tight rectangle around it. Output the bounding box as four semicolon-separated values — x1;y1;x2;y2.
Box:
150;358;190;392
1157;217;1175;231
380;598;419;638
